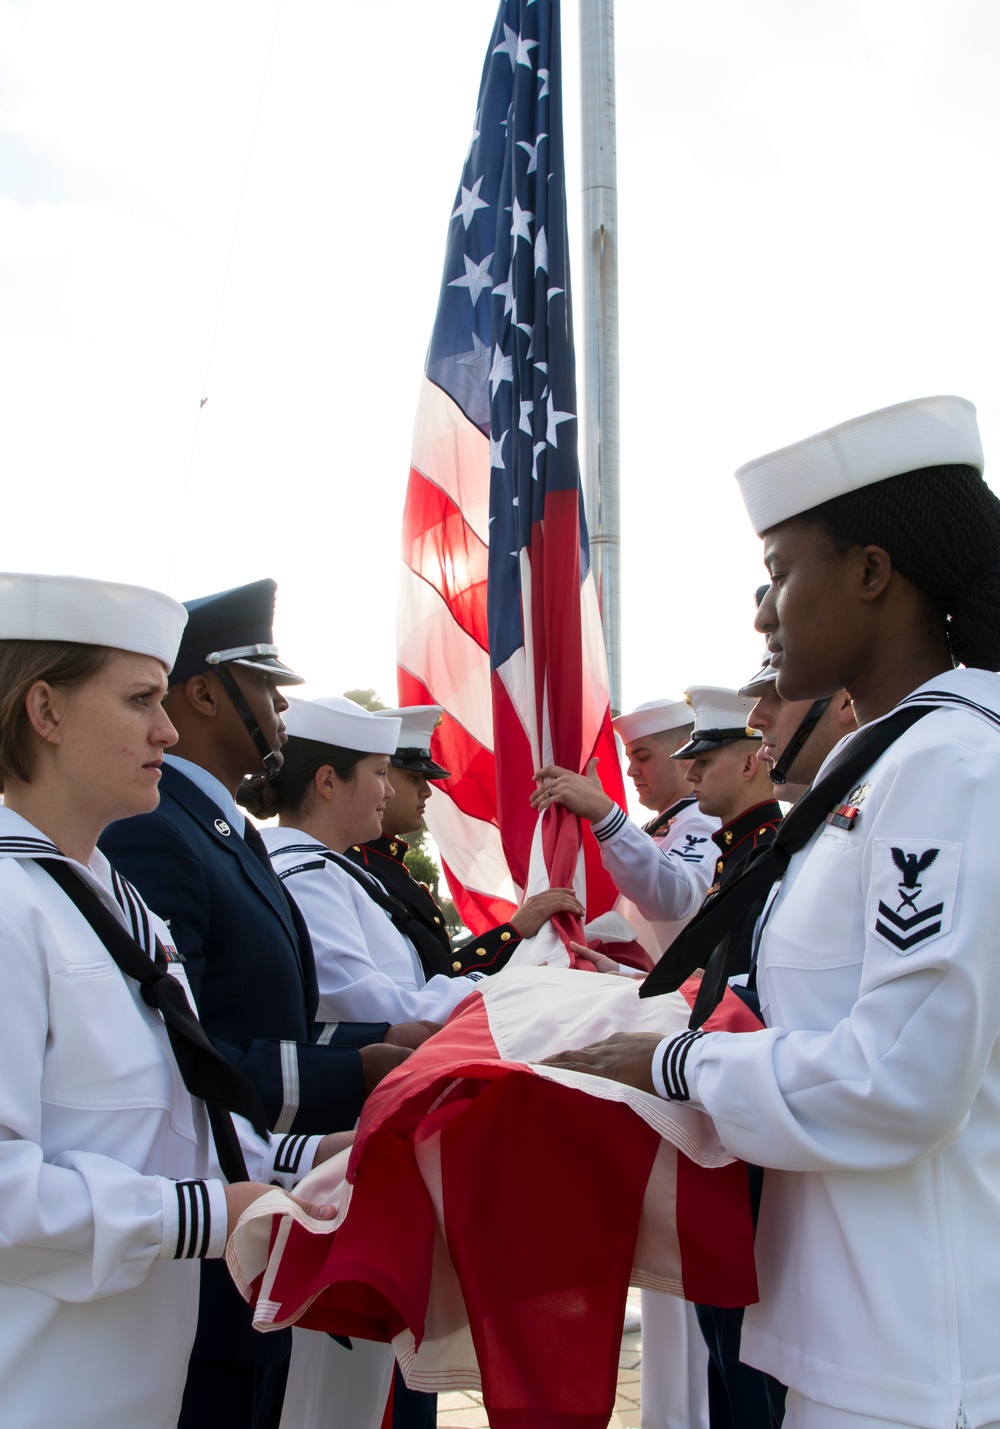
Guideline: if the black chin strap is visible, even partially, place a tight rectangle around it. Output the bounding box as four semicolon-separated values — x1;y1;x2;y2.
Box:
214;663;283;780
770;697;831;786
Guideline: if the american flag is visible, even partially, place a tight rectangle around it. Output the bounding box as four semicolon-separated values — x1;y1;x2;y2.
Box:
397;0;625;950
227;970;760;1421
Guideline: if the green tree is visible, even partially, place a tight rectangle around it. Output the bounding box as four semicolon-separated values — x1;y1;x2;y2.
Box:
402;834;439;896
343;687;386;712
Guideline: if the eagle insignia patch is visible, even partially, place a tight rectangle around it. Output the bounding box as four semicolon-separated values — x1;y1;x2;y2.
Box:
675;834;708;863
870;839;960;954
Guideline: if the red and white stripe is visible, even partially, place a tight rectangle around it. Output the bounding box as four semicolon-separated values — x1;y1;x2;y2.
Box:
227;967;760;1429
398;376;626;951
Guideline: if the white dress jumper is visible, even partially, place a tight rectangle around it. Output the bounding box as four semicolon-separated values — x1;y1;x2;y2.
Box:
262;827;487;1024
674;669;1000;1429
0;807;229;1429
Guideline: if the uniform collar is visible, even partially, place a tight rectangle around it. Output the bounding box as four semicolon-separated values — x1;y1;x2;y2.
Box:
712;799;784;859
164;753;245;837
363;833;410;864
0;805;129;912
642;795;697;838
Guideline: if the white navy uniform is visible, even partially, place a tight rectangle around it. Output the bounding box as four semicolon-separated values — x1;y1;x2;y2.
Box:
0;807;319;1429
662;669;1000;1429
262;827;487;1024
592;798;720;957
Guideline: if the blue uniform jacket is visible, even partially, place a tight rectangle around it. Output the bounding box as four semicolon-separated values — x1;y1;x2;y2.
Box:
100;763;388;1137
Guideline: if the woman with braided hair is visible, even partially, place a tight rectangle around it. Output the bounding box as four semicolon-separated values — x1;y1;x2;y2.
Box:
547;397;1000;1429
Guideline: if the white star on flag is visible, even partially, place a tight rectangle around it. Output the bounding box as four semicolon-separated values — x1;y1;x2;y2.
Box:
537;67;550;97
489;428;508;470
546;390;575;447
452;176;489;230
516;33;539;68
449;251;494;305
490;344;513;396
465;109;481;160
518;399;534;433
493;262;515;315
456;332;492;386
516;135;547;174
510;197;534;245
534;226;548;274
493;24;520;70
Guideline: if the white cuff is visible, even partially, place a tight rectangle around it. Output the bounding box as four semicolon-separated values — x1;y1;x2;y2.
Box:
158;1176;229;1260
269;1133;323;1189
650;1030;704;1102
651;1036;673;1099
204;1179;230;1258
591;805;629;844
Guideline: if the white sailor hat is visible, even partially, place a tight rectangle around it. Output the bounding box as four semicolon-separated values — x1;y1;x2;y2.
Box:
376;705;451;779
736;395;984;536
0;572;187;667
284;696;401;755
612;698;693;745
672;686;761;759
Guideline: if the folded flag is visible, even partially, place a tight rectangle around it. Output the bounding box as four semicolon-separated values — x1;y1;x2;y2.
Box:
228;968;760;1429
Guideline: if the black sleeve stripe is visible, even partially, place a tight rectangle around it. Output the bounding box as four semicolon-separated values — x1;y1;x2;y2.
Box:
661;1030;704;1102
174;1180;211;1259
273;1134;309;1176
593;806;628;843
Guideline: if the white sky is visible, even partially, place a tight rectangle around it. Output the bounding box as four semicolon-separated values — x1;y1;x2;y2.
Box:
3;0;1000;720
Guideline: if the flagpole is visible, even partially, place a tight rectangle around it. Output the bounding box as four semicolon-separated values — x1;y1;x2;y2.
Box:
579;0;621;716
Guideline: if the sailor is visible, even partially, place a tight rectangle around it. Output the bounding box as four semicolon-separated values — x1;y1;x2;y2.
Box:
344;704;583;975
546;395;1000;1429
0;573;341;1429
530;697;719;961
101;579;420;1429
250;695;502;1024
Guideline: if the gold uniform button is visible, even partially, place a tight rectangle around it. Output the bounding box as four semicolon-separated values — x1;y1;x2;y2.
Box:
452;960;462;972
352;845;361;852
500;931;511;942
476;947;487;957
390;842;398;855
434;915;442;924
759;827;767;835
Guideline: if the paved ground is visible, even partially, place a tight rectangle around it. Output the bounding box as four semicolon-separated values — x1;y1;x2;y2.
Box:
436;1287;643;1428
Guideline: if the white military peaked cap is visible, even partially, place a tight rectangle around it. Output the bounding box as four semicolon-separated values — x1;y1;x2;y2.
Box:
0;572;187;666
284;696;401;754
736;395;984;536
376;705;451;778
672;686;761;759
612;697;692;744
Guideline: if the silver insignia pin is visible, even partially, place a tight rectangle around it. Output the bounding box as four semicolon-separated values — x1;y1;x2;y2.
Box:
214;818;231;836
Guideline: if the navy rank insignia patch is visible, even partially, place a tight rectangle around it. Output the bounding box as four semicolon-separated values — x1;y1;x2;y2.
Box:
676;834;707;862
870;839;960;954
